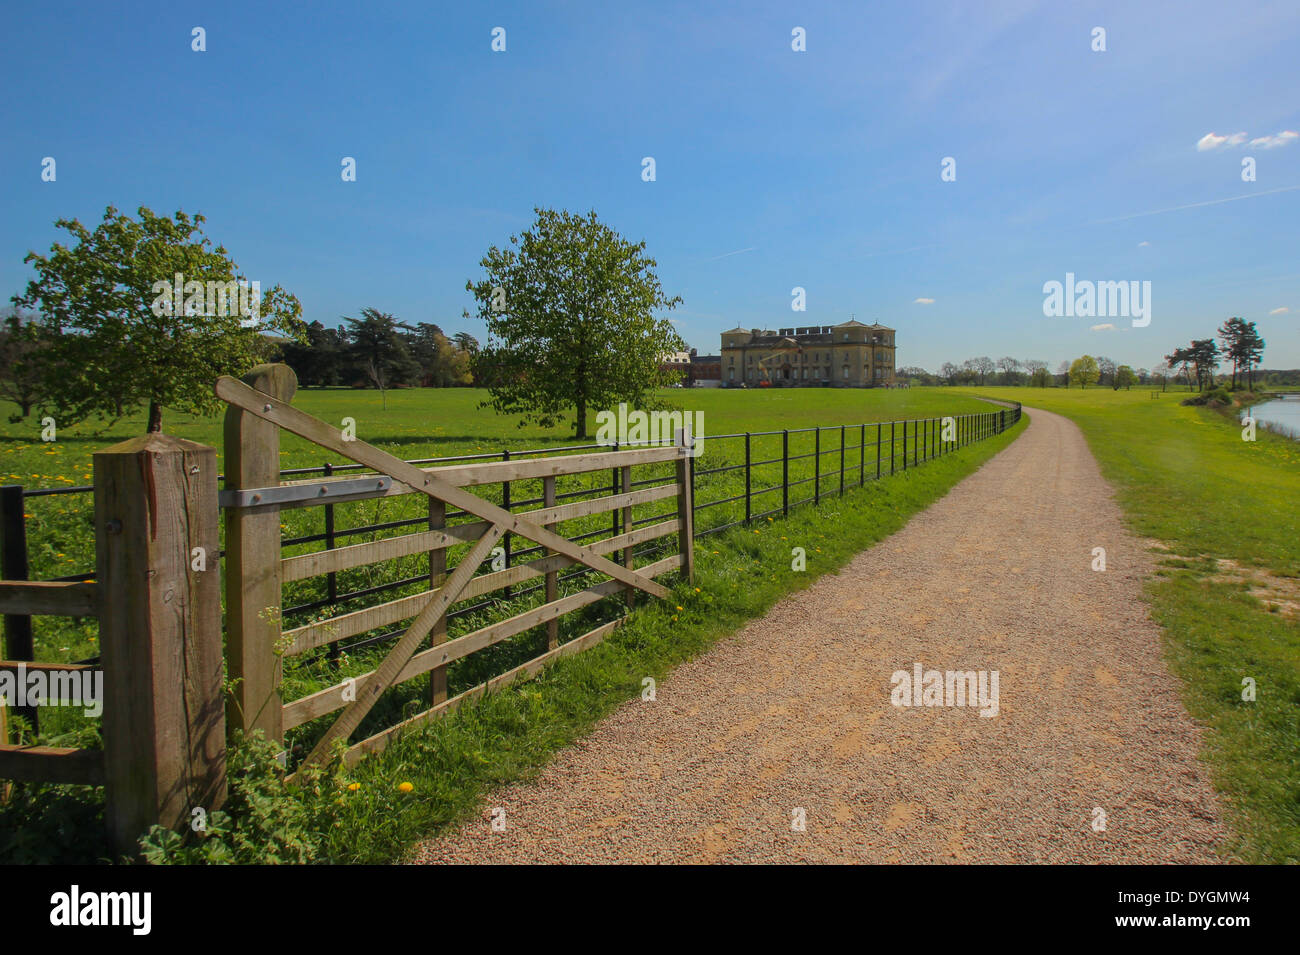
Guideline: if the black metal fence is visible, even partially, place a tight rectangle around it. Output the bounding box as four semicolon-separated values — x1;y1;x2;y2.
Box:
2;402;1021;685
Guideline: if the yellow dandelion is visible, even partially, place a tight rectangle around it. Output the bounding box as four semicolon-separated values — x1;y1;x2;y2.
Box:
347;782;361;792
397;781;414;793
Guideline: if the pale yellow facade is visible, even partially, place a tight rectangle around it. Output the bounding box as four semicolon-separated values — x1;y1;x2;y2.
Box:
720;321;897;387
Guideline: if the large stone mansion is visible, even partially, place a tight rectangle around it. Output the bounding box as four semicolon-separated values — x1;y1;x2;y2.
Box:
720;320;897;387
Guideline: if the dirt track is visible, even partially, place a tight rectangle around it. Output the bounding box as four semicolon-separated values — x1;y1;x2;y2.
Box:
413;407;1226;864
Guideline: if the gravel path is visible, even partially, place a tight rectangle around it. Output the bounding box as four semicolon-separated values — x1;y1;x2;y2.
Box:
413;408;1226;864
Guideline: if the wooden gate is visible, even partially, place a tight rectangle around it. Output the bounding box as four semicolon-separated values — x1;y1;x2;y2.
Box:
218;366;692;774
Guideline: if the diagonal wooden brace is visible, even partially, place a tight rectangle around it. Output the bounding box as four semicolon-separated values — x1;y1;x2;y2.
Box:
215;376;670;600
293;524;505;775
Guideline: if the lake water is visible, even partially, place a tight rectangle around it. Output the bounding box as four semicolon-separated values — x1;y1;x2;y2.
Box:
1251;397;1300;439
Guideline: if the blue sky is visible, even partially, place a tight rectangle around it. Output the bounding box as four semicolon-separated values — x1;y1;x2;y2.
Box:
2;0;1298;371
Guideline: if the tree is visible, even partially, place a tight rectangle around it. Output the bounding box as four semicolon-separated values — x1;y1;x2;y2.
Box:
342;308;420;405
1029;366;1052;388
467;208;684;438
1096;356;1116;388
453;331;480;357
1056;360;1071;387
1238;321;1265;390
1115;365;1137;390
939;361;959;385
280;320;347;386
996;356;1021;385
971;356;995;386
1069;355;1100;389
0;308;46;419
12;206;302;432
1188;338;1220;392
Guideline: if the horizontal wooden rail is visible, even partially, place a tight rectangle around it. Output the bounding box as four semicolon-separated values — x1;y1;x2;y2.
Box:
0;580;98;617
283;552;682;730
0;660;99;674
284;519;681;656
0;744;106;785
279;482;678;586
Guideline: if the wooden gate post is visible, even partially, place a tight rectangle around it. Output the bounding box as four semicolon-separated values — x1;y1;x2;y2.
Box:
94;433;224;855
674;429;695;583
224;363;296;751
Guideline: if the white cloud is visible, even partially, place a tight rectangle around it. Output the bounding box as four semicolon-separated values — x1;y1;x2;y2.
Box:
1199;129;1296;151
913;297;935;305
1138;240;1150;247
1090;323;1116;331
1251;130;1299;149
1268;306;1290;315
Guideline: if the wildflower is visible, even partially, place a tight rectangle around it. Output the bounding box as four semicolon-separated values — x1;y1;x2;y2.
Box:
397;781;414;793
347;782;361;792
675;605;683;611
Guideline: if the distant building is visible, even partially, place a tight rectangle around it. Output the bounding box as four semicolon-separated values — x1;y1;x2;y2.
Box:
720;320;897;387
689;349;722;387
660;350;692;384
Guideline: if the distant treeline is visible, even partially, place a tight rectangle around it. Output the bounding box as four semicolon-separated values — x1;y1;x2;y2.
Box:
276;308;479;389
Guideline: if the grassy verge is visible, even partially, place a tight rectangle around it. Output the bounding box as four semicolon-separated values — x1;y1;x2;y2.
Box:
974;386;1299;864
0;407;1026;863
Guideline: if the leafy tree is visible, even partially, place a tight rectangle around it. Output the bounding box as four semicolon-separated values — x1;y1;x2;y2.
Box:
466;208;684;438
452;331;480;356
1096;356;1116;387
0;308;46;419
12;206;303;431
1069;355;1100;389
1056;360;1071;387
280;320;347;386
1189;338;1220;392
1115;364;1137;390
996;356;1021;385
342;308;420;405
1029;366;1052;388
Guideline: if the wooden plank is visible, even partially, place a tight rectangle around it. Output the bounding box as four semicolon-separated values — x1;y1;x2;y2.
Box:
223;364;295;746
281;524;484;582
278;481;675;582
94;432;226;853
283;520;680;655
292;525;506;774
0;744;105;786
283;553;683;731
0;581;98;617
342;616;629;766
0;660;99;674
675;439;695;584
215;375;671;600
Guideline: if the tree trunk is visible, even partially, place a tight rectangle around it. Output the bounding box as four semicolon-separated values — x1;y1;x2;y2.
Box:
147;401;163;433
574;396;587;439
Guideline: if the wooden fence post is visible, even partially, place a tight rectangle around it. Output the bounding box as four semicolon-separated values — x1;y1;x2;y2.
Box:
94;433;224;855
542;477;559;649
675;429;695;583
428;497;448;703
223;363;296;751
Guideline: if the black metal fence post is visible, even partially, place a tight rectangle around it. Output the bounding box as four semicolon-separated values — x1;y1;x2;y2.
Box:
502;449;512;597
814;428;821;505
859;423;865;487
1;484;36;733
902;420;908;470
323;463;340;667
840;425;846;496
891;422;896;475
782;430;789;517
744;432;752;523
876;422;882;479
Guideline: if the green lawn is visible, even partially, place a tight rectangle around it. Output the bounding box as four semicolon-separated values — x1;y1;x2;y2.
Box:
972;384;1300;863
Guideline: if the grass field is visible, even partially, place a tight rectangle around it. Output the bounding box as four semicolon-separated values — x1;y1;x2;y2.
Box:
0;384;1019;862
972;385;1300;864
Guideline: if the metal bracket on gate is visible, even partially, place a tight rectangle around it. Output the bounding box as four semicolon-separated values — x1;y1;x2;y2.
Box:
219;475;393;509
